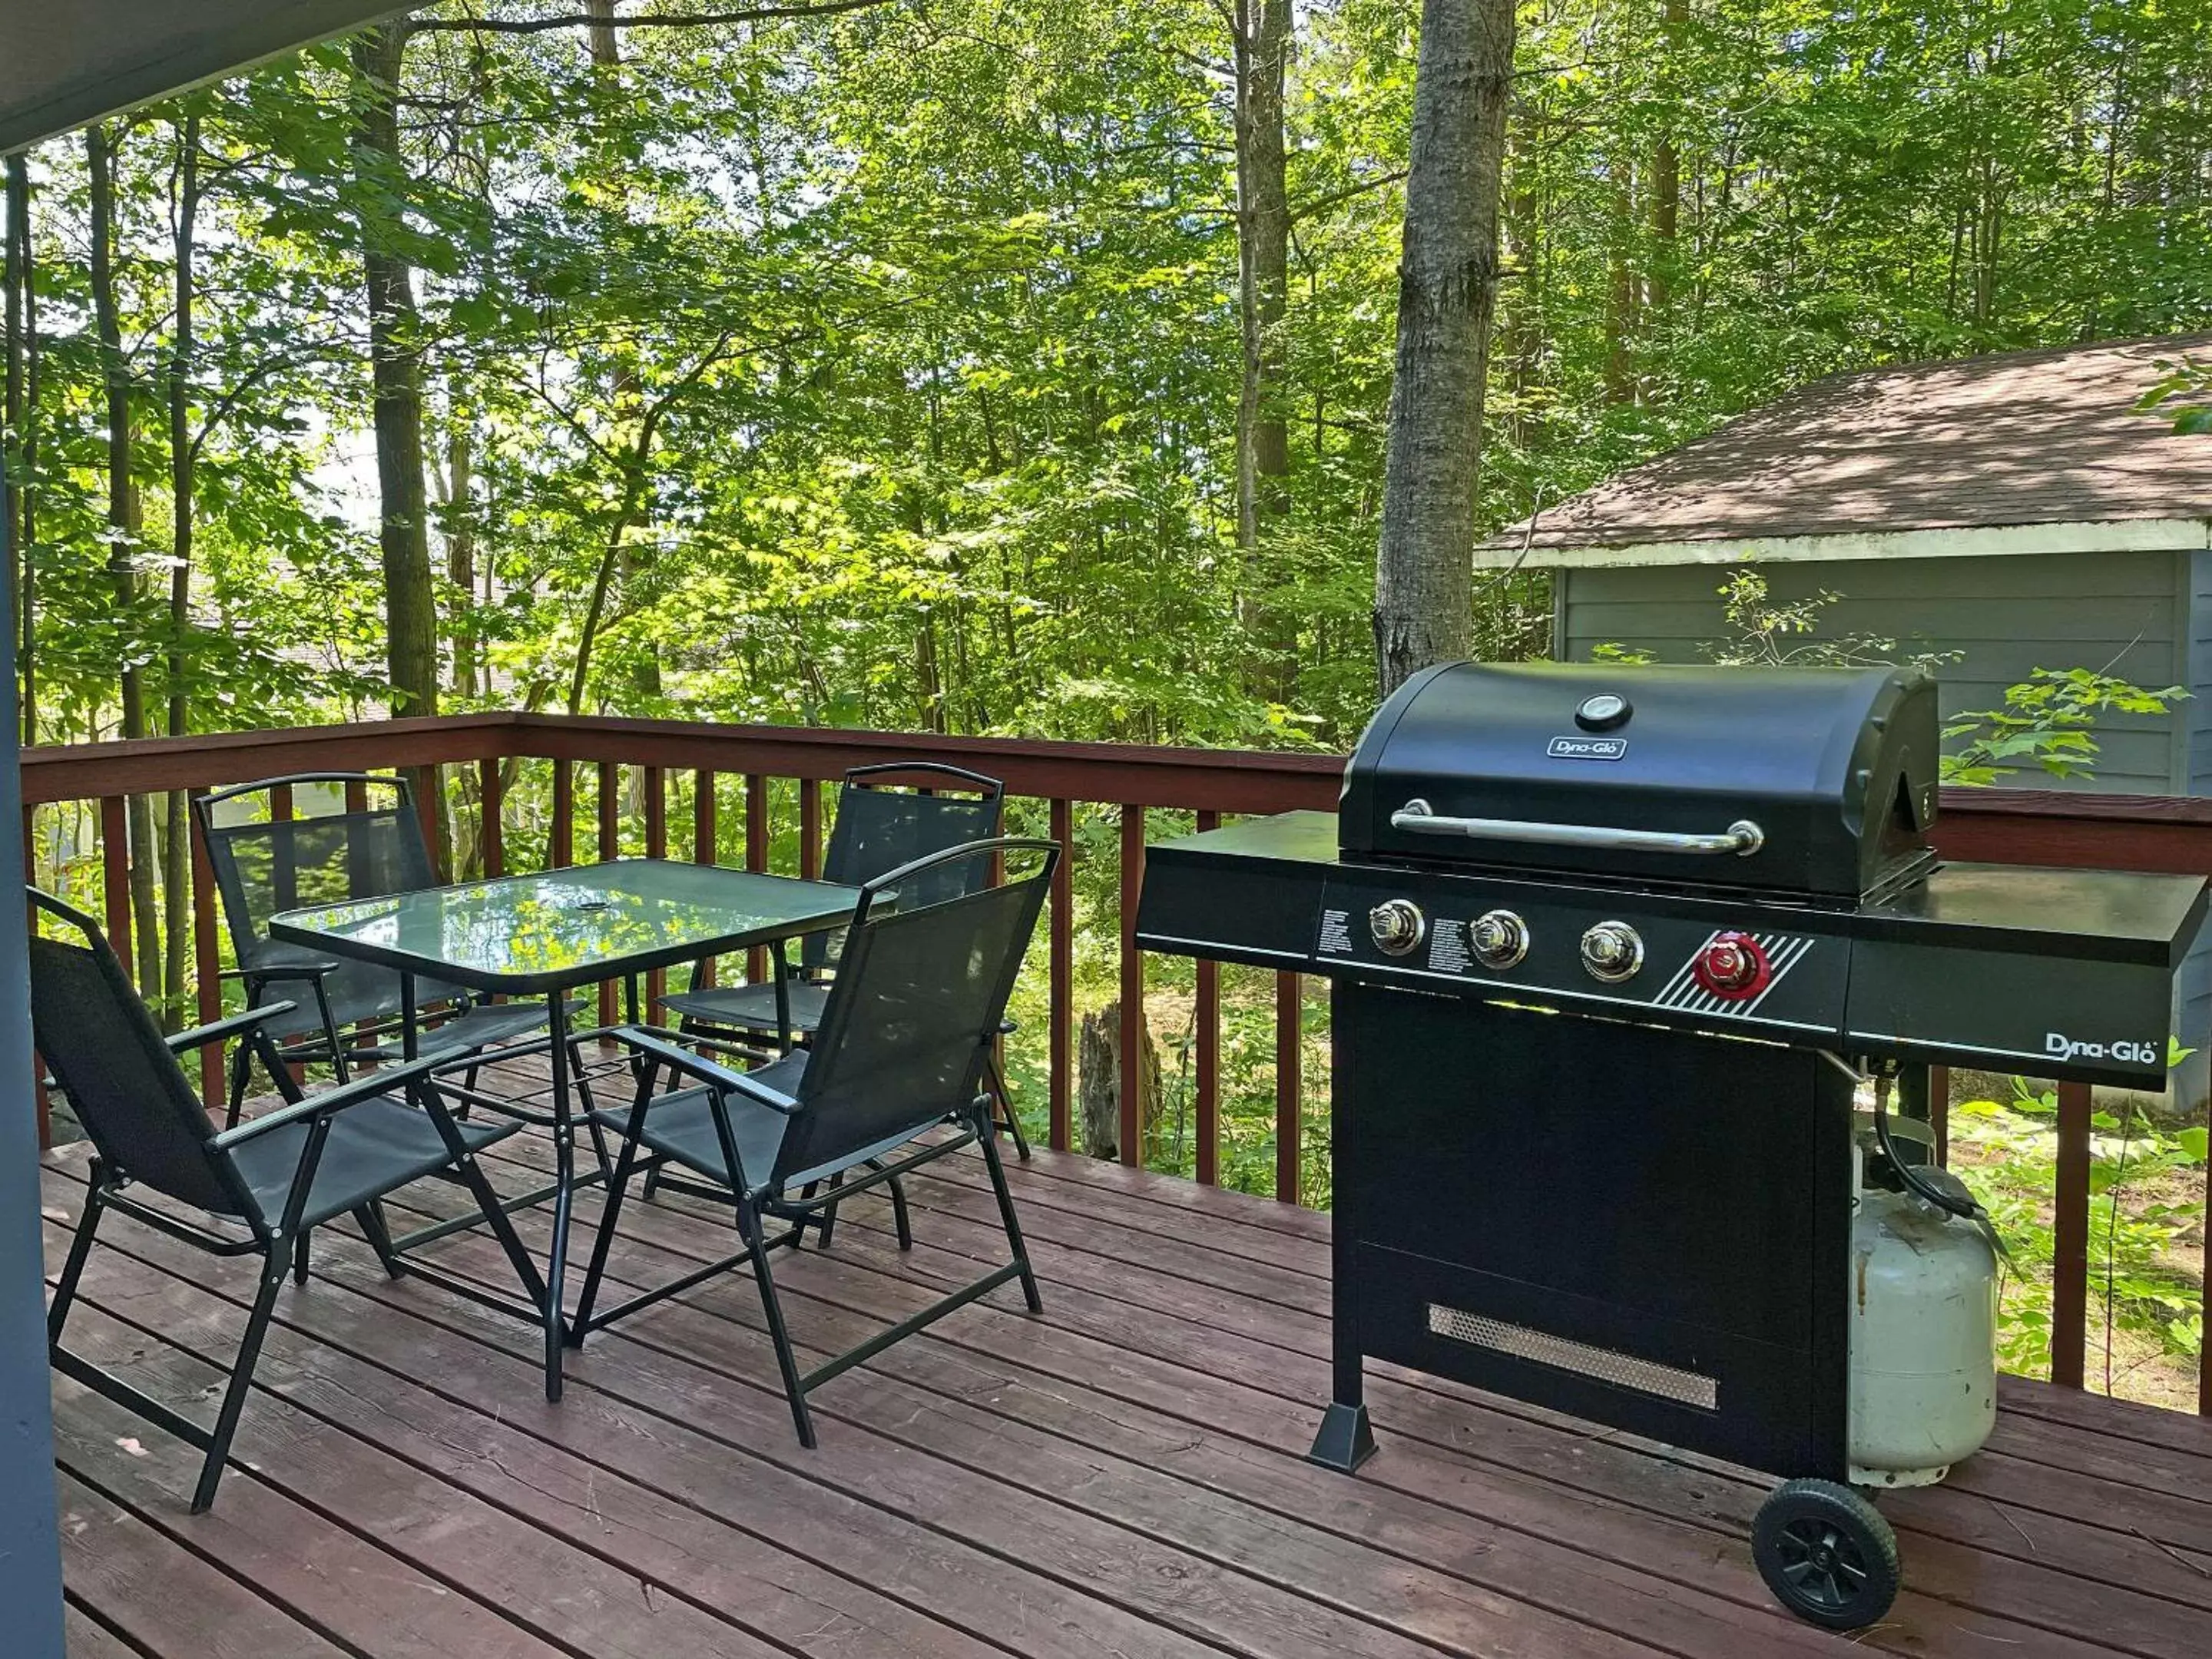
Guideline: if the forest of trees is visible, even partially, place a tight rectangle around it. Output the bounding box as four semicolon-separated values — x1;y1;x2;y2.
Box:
5;0;2211;760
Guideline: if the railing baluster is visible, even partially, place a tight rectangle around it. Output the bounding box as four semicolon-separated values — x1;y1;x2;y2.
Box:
270;783;297;928
99;795;132;984
1276;972;1301;1204
1195;809;1220;1187
694;769;717;988
745;773;768;985
1048;797;1071;1154
189;806;223;1108
479;757;504;878
1119;803;1144;1167
799;777;820;881
416;763;442;879
2051;1078;2093;1389
597;760;621;859
550;760;574;869
598;760;621;1027
644;766;667;1010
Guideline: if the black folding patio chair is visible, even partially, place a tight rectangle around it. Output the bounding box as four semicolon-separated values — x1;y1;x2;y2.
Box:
570;837;1055;1445
658;760;1031;1159
196;772;561;1124
29;888;545;1513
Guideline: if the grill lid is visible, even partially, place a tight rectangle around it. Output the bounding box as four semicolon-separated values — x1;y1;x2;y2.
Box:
1339;662;1939;902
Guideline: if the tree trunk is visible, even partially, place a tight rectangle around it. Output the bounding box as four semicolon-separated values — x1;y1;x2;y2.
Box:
1233;0;1293;552
162;113;202;1022
1372;0;1515;697
1604;157;1637;406
5;151;26;733
88;122;166;1000
5;153;36;743
443;404;478;699
587;0;662;705
351;25;446;873
349;27;439;723
1078;1003;1163;1163
1647;0;1685;324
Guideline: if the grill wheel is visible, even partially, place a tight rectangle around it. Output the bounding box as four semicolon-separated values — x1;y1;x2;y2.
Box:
1751;1477;1900;1630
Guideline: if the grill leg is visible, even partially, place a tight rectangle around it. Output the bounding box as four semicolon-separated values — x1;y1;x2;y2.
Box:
1308;1392;1376;1472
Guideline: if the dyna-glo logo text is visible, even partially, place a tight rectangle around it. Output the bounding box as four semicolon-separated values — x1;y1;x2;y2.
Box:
2046;1032;2159;1066
1546;735;1628;761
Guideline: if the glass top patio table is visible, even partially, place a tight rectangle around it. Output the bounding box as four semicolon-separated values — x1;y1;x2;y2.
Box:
267;857;866;995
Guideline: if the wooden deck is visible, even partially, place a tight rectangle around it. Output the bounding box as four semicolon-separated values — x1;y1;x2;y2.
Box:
38;1064;2212;1659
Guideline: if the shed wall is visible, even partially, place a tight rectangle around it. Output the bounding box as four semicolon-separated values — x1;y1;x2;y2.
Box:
1558;551;2190;792
1557;548;2210;1106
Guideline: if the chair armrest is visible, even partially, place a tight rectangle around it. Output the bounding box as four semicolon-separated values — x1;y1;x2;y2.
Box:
209;1051;448;1149
617;1025;801;1114
231;939;346;979
165;1001;299;1054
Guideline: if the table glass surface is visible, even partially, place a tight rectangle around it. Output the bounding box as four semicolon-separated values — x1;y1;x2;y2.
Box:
269;859;864;993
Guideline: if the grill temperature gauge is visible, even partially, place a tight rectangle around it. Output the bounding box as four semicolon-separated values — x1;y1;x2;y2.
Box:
1368;899;1426;957
1580;920;1644;982
1692;931;1771;1000
1469;909;1529;970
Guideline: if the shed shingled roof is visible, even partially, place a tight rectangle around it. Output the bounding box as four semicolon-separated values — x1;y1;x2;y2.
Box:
1488;333;2212;553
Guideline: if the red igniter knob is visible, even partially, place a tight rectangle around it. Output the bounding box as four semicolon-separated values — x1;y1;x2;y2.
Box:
1693;931;1770;1000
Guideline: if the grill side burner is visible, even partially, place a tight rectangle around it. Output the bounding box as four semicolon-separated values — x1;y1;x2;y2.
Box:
1133;661;2209;1633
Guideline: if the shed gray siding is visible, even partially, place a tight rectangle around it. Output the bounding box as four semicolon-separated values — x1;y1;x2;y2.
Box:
1557;550;2193;793
1556;548;2210;1104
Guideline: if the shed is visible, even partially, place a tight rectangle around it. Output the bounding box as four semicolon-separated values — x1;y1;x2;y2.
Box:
1484;332;2212;1097
1486;333;2212;790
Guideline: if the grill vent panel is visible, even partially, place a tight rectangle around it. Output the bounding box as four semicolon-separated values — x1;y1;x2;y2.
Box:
1426;1304;1719;1409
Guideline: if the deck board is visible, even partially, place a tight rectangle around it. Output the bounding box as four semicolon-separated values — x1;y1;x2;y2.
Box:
40;1084;2212;1659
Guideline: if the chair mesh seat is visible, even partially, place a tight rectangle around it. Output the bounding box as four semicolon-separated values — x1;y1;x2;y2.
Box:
661;977;1016;1041
227;1095;518;1230
587;1053;823;1196
661;979;830;1035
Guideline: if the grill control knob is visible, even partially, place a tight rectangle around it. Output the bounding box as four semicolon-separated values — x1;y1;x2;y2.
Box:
1579;920;1644;982
1368;899;1426;957
1693;930;1771;1000
1469;909;1530;970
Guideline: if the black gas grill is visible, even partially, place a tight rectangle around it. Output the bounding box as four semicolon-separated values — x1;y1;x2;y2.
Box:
1135;661;2207;1629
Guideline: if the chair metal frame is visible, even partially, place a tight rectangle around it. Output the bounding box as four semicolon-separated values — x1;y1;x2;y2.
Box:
31;889;545;1512
661;761;1031;1162
571;837;1055;1445
194;771;541;1124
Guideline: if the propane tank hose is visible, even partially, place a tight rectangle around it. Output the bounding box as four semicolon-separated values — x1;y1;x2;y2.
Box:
1870;1070;2018;1270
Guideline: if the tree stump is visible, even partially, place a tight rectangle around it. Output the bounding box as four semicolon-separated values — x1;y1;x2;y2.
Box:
1078;1002;1164;1162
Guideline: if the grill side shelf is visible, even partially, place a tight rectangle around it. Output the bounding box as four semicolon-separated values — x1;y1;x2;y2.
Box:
1131;811;1336;971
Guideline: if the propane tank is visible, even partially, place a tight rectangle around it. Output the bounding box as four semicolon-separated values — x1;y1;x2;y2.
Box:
1846;1175;1998;1488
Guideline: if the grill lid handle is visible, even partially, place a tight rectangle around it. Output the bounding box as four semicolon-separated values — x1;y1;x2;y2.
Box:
1391;800;1765;858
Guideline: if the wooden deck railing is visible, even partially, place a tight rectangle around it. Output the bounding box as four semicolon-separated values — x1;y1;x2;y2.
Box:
16;711;2211;1416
